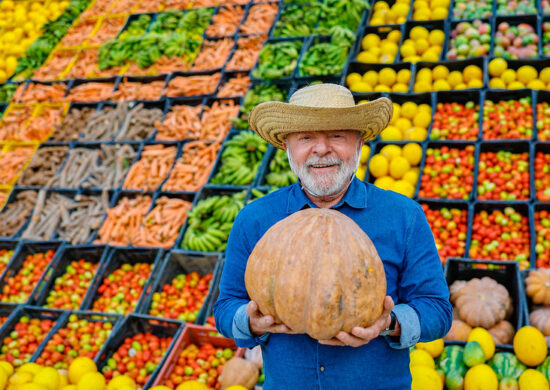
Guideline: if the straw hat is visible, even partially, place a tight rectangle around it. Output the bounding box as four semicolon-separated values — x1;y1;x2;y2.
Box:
249;83;393;149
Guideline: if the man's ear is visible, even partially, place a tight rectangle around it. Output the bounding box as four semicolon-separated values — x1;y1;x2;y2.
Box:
283;141;287;151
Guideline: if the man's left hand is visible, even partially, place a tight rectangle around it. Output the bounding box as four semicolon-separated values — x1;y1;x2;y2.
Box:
318;296;396;347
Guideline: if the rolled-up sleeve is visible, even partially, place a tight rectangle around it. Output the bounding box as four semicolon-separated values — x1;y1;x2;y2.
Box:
397;203;453;343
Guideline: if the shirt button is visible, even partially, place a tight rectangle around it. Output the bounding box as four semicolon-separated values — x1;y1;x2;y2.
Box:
320;366;325;372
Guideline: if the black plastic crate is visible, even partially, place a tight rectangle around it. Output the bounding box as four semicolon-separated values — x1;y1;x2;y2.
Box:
32;245;110;310
491;15;541;58
94;314;183;389
430;90;482;141
400;20;447;63
413;57;486;92
0;189;39;239
445;257;526;345
532;203;550;269
535;90;550;142
81;247;163;315
346;62;413;94
139;250;222;324
447;19;493;60
352;25;405;64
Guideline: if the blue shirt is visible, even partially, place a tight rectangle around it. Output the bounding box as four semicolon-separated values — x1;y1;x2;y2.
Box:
213;178;452;390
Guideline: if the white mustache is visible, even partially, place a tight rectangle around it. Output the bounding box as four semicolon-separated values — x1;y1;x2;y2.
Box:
306;156;342;166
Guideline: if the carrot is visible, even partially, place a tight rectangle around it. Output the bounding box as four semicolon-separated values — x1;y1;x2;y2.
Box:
223;0;249;5
163;140;221;192
199;99;240;141
66;82;115;102
164;72;221;97
59;18;96;47
163;0;193;10
133;196;192;248
0;146;36;185
136;0;163;12
111;79;165;101
0;190;8;210
22;106;65;142
225;35;267;71
95;194;152;246
122;144;177;191
33;50;78;81
11;84;27;104
191;38;234;71
155;104;202;141
111;0;139;14
88;16;126;45
66;49;101;79
206;6;245;37
80;0;116;19
239;3;279;35
191;0;219;7
0;105;34;141
19;83;67;103
217;73;250;97
143;56;193;75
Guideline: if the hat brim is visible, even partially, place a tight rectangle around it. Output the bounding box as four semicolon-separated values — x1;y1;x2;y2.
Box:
249;97;393;149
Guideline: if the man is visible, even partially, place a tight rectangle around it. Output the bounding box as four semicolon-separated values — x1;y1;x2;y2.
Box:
213;84;452;389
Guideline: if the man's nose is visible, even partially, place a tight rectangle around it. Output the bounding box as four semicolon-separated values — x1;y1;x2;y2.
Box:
311;137;330;155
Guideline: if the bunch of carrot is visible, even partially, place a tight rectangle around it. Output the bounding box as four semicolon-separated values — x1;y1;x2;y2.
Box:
80;0;117;19
88;17;126;45
59;18;96;47
199;99;240;141
133;196;193;248
65;49;102;79
155;104;202;141
226;35;267;71
123;144;177;190
111;79;165;101
218;73;251;97
206;6;245;37
19;83;67;103
22;106;65;142
0;146;36;185
33;50;78;81
0;105;34;141
164;73;221;97
191;39;235;71
66;82;115;102
239;3;279;35
163;141;221;192
144;56;193;75
95;194;153;246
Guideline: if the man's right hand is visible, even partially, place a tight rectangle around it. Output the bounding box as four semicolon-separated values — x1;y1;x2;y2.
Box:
246;300;292;336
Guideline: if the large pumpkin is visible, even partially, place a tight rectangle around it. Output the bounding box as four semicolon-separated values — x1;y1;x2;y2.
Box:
244;208;386;340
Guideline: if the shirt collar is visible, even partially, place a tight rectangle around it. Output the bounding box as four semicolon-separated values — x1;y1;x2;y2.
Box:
286;177;367;214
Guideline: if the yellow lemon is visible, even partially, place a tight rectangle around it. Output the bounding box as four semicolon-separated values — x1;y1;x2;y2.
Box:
10;371;33;386
387;30;401;43
373;1;390;11
508;81;525;89
357;99;370;105
379;67;397;86
410;26;429;40
59;373;69;388
413;8;431;20
380;54;394;63
447;70;463;87
362;33;381;50
369;46;381;58
431;65;448;81
463;65;482;83
0;367;7;390
19;364;42;376
360;144;371;163
68;357;97;385
501;68;516;84
20;384;48;390
455;83;468;90
392;83;409;92
380;42;398;56
416;339;444;359
517;65;538;84
389;156;411;179
106;375;136;390
428;29;445;46
391;103;401;121
413;0;428;8
61;386;78;390
413;111;431;128
418;103;432;115
369;154;390;178
0;70;7;83
393;2;410;17
433;79;451;91
33;367;59;390
528;80;545;90
380;144;402;160
414;81;432;93
519;369;550;390
402;142;423;165
400;43;417;58
467;79;483;89
374;85;391;92
401;101;418;119
411;366;443;390
467;328;496;360
402;169;419;186
405;127;428;141
76;372;105;390
540;67;550;83
488;58;507;77
0;0;14;10
489;77;506;89
414;38;429;54
149;387;172;390
431;7;448;19
346;73;362;87
416;67;432;83
421;50;440;62
391;179;415;198
5;56;17;75
374;176;395;190
395;117;412;132
464;364;498;390
350;82;373;93
176;381;209;390
0;362;14;376
514;326;548;367
356;51;378;63
370;17;385;25
380;126;403;141
356;165;367;181
363;70;379;86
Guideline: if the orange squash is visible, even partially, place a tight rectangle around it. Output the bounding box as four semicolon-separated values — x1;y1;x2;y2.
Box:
488;320;515;345
244;208;386;340
525;269;550;306
219;357;259;390
444;319;472;341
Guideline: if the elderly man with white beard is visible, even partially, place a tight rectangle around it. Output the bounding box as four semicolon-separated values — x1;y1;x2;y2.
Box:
213;84;452;390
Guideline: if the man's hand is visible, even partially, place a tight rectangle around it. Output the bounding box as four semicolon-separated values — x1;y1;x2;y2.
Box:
247;300;293;336
318;296;396;347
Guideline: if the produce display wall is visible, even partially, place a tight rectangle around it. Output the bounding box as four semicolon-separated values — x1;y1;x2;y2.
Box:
0;0;550;387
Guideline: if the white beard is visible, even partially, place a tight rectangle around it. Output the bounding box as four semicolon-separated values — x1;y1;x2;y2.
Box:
287;141;361;198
